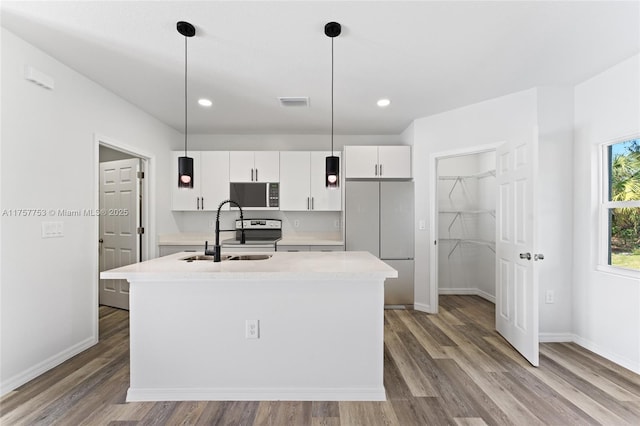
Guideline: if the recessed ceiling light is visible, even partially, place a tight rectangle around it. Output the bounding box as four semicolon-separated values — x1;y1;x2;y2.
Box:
198;98;213;107
377;98;391;108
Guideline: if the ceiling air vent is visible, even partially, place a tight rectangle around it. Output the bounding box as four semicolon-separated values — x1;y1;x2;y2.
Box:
278;97;309;107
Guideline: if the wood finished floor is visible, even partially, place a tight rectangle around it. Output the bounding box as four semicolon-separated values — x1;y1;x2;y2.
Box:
2;295;640;425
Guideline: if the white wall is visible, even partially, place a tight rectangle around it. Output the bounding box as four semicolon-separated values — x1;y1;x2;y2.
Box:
412;89;538;312
573;54;640;373
0;28;181;395
411;87;574;340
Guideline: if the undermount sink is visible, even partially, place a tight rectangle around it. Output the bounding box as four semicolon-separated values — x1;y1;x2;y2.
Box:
228;254;272;261
182;254;230;262
181;254;272;262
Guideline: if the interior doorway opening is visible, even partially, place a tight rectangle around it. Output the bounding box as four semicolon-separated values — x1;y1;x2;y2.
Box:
430;146;497;314
97;142;149;311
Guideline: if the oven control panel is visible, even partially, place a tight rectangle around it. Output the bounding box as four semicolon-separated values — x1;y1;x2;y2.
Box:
235;219;282;230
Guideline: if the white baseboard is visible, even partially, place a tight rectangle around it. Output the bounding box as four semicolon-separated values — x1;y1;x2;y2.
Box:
127;386;387;402
572;335;640;375
0;335;97;397
539;332;573;343
438;288;496;303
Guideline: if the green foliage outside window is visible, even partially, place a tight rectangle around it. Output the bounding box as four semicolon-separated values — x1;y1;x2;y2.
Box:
609;139;640;270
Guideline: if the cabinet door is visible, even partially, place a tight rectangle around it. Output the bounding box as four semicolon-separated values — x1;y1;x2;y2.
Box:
310;151;341;211
345;146;378;178
172;151;200;211
200;151;230;211
279;151;311;211
378;146;411;178
229;151;255;182
382;259;414;305
254;151;280;182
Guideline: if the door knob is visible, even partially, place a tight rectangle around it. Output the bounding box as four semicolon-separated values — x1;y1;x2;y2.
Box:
519;252;531;260
99;238;104;243
534;253;545;261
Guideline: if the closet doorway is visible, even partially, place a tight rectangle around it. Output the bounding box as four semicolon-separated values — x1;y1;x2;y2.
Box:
431;146;497;312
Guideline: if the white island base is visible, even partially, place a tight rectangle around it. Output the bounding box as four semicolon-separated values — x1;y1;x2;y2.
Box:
101;251;397;402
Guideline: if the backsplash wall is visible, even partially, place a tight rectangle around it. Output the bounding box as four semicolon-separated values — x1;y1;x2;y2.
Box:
174;210;342;236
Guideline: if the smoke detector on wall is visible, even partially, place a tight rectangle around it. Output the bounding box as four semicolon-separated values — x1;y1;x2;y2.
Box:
278;97;309;107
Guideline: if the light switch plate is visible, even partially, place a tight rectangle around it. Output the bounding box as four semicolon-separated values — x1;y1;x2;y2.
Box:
42;221;64;238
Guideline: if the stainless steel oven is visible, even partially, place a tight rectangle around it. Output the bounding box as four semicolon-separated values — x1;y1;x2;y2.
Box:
221;219;282;252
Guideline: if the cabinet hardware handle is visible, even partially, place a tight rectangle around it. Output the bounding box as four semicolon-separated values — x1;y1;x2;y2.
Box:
519;252;531;260
255;168;258;181
380;164;383;176
312;197;314;210
375;164;378;176
251;168;254;181
534;253;545;261
307;197;310;210
197;197;200;210
201;197;204;210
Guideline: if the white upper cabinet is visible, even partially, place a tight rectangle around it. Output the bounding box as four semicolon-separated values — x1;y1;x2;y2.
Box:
310;151;341;211
171;151;229;211
377;146;411;178
345;145;411;179
279;151;341;211
229;151;279;182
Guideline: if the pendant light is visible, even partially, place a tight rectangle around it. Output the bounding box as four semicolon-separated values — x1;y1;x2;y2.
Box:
177;21;195;188
325;22;341;188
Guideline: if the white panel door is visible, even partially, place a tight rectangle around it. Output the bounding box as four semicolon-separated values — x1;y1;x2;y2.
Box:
280;151;311;210
200;151;230;211
378;146;411;178
495;129;539;366
99;158;139;310
310;151;341;211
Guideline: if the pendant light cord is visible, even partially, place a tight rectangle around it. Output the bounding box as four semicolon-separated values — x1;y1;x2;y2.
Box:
184;35;188;157
331;37;334;156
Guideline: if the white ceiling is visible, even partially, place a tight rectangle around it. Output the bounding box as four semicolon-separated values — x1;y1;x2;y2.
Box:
2;1;639;135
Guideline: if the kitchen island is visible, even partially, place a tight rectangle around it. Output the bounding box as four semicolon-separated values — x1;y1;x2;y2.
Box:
100;250;397;402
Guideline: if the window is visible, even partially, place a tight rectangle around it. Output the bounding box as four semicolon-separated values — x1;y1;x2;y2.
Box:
601;138;640;272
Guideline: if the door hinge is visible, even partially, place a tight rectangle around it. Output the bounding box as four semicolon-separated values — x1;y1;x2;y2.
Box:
137;227;145;235
137;171;144;179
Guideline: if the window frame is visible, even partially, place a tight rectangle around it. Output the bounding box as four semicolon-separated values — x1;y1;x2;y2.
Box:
598;136;640;278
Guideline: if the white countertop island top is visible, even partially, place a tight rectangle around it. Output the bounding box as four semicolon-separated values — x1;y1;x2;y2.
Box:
101;250;393;281
101;251;396;402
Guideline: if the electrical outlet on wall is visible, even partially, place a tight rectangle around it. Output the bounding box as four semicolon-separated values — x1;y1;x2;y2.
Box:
545;290;555;304
245;319;259;339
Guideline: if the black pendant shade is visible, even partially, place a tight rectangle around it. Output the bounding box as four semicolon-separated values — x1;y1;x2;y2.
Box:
326;155;340;188
177;21;195;188
324;22;341;189
178;156;194;188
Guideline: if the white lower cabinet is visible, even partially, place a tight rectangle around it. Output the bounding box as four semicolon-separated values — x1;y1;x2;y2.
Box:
279;151;341;211
171;151;229;211
277;244;344;252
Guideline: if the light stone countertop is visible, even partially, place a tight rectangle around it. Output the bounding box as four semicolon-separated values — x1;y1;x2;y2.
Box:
101;250;395;281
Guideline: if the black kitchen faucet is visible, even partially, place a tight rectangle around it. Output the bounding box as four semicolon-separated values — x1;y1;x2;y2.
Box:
205;199;245;262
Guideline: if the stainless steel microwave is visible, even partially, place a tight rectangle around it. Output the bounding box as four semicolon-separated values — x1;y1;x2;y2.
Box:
229;182;279;209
